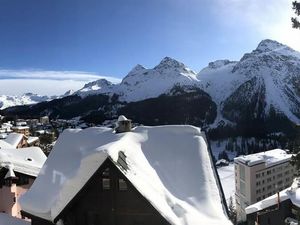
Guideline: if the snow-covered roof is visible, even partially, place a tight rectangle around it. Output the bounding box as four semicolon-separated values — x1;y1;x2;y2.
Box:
27;136;39;144
0;213;30;225
12;126;29;130
245;178;300;214
234;149;292;167
20;125;231;225
4;133;24;148
0;147;46;177
117;115;131;122
0;140;14;149
0;133;8;139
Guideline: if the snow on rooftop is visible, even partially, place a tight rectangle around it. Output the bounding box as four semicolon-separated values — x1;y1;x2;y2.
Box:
0;147;46;177
27;136;39;145
20;125;231;225
245;178;300;215
117;115;130;122
0;140;14;149
4;133;24;148
234;149;292;167
0;213;30;225
12;126;29;130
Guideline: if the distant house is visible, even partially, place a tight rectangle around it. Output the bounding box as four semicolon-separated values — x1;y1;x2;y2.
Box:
39;116;49;125
4;133;27;149
11;127;30;137
0;147;46;219
2;133;40;149
246;178;300;225
27;137;40;147
20;124;232;225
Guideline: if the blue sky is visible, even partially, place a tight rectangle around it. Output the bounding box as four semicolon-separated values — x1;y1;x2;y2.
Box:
0;0;299;95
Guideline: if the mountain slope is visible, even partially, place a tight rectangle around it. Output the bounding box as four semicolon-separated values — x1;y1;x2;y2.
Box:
196;40;300;126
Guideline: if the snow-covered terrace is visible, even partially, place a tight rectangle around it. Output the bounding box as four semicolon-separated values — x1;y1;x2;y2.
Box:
234;149;292;167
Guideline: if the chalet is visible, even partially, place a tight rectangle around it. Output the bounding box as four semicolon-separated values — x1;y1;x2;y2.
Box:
4;133;27;149
2;133;40;149
245;178;300;225
20;124;232;225
0;147;46;219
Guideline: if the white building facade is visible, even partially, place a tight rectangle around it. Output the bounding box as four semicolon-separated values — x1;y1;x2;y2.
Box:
234;149;295;222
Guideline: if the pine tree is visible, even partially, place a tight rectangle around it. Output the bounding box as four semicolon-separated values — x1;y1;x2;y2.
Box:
290;125;300;175
228;196;237;224
292;1;300;28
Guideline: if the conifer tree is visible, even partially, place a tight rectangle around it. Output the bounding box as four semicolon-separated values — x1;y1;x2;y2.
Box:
292;1;300;28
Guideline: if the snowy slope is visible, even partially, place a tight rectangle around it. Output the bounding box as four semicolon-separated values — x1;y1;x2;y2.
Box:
20;126;231;225
217;164;235;205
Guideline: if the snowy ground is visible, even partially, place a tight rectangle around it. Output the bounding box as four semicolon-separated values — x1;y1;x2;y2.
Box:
217;163;235;206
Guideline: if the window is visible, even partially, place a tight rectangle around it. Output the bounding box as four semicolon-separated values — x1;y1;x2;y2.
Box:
118;178;128;191
256;189;261;194
240;181;246;196
102;168;110;177
102;168;110;190
240;165;245;181
102;178;110;190
267;170;271;175
257;197;261;201
256;173;260;179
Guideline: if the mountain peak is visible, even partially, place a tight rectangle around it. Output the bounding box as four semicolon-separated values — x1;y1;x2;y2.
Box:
127;64;146;75
83;79;112;89
154;57;186;71
255;39;286;53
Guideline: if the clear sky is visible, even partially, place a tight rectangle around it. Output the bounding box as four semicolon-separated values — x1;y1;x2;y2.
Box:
0;0;299;95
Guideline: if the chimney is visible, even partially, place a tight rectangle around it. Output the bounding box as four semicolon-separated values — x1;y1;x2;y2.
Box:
115;115;132;133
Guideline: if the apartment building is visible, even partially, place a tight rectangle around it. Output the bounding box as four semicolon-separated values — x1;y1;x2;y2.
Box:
234;149;295;222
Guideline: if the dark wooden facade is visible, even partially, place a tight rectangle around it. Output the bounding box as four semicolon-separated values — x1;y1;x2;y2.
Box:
247;199;298;225
26;159;170;225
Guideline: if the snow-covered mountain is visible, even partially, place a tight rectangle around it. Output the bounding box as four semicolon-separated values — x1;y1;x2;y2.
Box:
3;39;300;134
75;57;199;102
0;90;78;110
0;93;54;110
198;39;300;124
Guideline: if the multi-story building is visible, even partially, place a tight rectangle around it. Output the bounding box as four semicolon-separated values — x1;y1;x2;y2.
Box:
234;149;295;222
